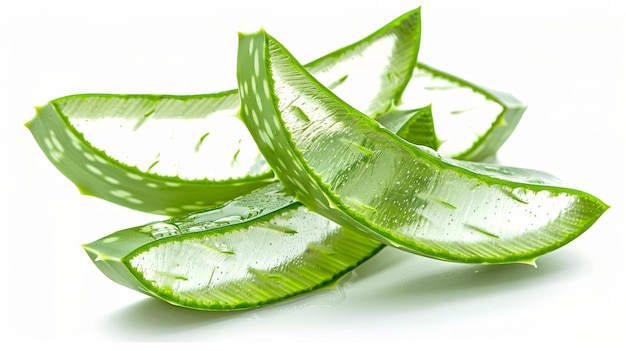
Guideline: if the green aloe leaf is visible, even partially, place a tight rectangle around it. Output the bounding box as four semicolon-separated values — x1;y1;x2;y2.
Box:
236;30;608;264
27;94;272;215
83;182;383;310
26;7;421;215
399;62;527;161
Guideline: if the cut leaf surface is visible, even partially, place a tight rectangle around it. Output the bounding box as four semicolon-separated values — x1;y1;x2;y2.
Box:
26;8;421;215
237;30;608;264
83;182;383;310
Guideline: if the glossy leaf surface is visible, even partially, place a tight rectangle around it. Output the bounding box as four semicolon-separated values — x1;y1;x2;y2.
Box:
237;30;608;264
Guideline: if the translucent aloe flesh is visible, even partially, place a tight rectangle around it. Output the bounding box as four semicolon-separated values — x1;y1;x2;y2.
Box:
83;182;383;310
237;30;608;264
25;8;421;216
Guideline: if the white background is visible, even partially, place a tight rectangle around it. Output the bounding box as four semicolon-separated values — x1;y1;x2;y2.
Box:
1;0;624;348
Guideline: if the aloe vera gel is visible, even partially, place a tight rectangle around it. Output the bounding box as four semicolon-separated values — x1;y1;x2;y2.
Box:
28;7;607;310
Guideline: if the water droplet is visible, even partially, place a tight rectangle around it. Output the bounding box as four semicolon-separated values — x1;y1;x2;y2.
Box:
524;176;545;184
140;222;181;239
483;165;513;175
213;215;244;224
242;207;263;219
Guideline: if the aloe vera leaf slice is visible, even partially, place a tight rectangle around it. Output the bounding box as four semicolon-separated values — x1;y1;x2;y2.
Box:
237;30;609;264
25;8;421;216
83;182;383;310
398;62;527;161
377;105;441;150
26;94;274;216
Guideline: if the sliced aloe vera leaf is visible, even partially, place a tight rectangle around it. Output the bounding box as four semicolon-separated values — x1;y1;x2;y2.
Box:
83;182;383;310
26;8;421;216
237;30;609;264
377;105;441;150
398;62;527;161
26;94;273;215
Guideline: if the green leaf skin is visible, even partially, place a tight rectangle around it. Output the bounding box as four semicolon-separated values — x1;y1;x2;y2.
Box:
377;105;441;150
83;182;383;310
236;30;609;264
26;8;421;216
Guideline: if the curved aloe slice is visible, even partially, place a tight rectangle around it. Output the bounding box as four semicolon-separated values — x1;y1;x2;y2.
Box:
399;63;526;161
237;30;608;264
83;182;382;310
27;94;274;215
25;8;421;216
